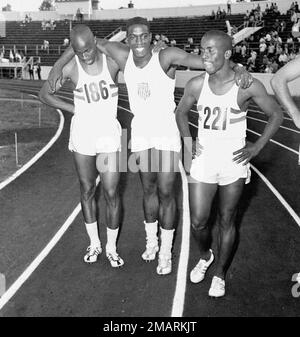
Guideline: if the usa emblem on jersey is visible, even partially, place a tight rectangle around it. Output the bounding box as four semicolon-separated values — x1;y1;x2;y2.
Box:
137;82;151;100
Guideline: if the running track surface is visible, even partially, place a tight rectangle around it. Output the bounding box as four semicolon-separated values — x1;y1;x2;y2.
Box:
0;79;299;317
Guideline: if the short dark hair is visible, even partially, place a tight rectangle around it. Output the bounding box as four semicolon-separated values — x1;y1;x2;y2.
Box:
126;17;150;32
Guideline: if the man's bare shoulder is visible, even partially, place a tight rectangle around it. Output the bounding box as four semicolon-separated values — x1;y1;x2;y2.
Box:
61;56;76;78
186;73;206;92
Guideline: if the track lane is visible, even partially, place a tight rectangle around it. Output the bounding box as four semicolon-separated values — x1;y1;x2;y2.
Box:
0;80;299;317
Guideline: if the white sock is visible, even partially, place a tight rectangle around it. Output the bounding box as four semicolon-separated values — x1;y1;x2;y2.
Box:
106;227;119;254
144;220;158;246
85;222;101;247
159;227;175;256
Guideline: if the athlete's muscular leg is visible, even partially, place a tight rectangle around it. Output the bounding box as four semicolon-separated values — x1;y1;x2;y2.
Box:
189;182;218;260
215;178;245;279
136;149;159;223
96;152;121;230
157;150;179;230
73;152;98;223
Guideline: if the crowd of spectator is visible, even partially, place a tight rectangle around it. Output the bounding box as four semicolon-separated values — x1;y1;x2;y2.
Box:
0;47;25;63
41;19;56;31
233;4;300;74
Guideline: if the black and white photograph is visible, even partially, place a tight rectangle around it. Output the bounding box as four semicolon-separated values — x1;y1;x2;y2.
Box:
0;0;299;325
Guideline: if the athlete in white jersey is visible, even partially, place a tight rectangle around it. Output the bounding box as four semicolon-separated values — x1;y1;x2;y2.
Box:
39;25;124;268
190;71;251;186
176;30;283;297
47;17;253;276
124;49;181;153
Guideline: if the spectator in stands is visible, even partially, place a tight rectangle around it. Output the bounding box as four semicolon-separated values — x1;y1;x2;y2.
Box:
287;35;294;48
265;32;272;43
191;45;200;55
35;62;41;80
76;8;83;22
42;19;47;30
160;34;169;44
227;0;232;15
249;12;255;27
267;42;275;58
42;40;50;53
50;19;56;30
15;51;22;63
276;43;283;56
216;6;222;19
243;10;250;28
270;57;279;73
278;50;289;66
63;38;69;47
210;10;216;20
291;10;298;24
289;2;296;14
273;19;280;32
280;19;286;32
259;39;267;54
153;34;161;45
25;14;32;24
170;38;176;47
295;1;299;12
241;42;247;59
264;60;273;73
288;48;297;61
28;63;34;80
9;50;14;62
188;37;194;46
221;9;227;19
235;43;242;56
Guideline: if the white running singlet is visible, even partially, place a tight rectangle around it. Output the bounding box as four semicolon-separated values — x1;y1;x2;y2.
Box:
124;50;181;152
69;54;121;155
190;72;251;185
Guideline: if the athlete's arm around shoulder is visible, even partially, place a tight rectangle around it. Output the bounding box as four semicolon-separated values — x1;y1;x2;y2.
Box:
240;78;283;151
39;58;76;114
271;56;300;128
96;38;129;72
159;46;204;71
175;74;205;139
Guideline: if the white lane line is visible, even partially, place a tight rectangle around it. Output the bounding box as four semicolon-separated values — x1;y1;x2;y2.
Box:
117;103;190;318
171;161;190;317
247;116;300;134
0;106;64;191
247;108;293;121
0;203;81;310
247;129;298;155
250;164;300;227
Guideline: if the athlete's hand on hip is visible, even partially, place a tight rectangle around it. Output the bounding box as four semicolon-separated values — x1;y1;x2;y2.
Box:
233;141;260;165
152;40;167;53
234;66;253;89
47;67;63;93
192;138;203;159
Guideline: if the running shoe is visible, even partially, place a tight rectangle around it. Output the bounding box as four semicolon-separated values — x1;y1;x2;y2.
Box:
208;276;225;297
84;245;102;263
190;249;214;283
156;253;172;275
106;251;124;268
142;244;159;262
